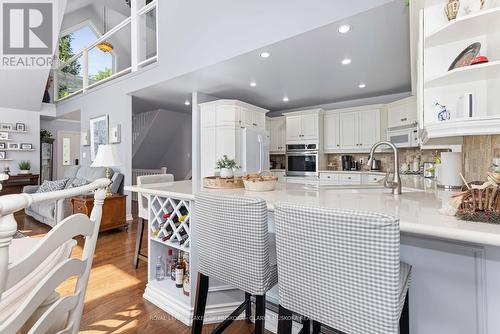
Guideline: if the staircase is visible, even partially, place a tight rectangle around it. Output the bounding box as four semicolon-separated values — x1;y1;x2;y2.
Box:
132;109;160;156
132;109;192;181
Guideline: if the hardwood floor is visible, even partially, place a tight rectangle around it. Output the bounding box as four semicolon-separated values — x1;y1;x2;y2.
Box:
15;212;266;334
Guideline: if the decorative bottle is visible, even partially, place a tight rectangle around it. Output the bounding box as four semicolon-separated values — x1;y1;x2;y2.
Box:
155;256;165;281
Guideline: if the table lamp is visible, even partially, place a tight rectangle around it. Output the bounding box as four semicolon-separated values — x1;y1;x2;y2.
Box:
91;144;121;197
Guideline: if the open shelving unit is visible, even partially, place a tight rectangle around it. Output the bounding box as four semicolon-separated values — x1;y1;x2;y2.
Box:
421;2;500;140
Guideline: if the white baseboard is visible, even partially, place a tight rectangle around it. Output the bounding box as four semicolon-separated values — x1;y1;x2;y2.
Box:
143;284;245;327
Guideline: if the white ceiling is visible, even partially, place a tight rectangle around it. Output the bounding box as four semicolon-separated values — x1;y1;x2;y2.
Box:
131;0;411;112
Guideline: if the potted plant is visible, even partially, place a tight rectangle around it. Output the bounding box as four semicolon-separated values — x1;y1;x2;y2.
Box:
216;155;239;178
18;161;31;175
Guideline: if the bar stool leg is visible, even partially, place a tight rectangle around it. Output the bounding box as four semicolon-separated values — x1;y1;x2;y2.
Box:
255;295;266;334
192;273;209;334
245;292;252;323
299;317;311;334
134;218;145;269
400;291;410;334
311;320;321;334
277;305;293;334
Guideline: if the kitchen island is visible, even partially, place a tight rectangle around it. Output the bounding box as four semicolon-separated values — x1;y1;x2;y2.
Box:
126;178;500;334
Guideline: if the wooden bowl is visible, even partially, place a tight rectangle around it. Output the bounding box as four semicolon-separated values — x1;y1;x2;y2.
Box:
242;171;278;192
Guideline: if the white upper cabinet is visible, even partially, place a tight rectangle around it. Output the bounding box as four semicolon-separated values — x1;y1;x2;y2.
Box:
324;105;385;153
285;115;302;142
285;110;321;143
387;96;417;128
323;112;340;151
358;109;381;149
339;111;359;150
269;117;286;153
199;100;268;178
300;113;319;141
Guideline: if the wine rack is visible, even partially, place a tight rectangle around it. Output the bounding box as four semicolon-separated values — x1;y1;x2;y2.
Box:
149;195;191;252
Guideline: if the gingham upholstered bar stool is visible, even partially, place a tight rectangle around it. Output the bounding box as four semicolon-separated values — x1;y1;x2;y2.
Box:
274;202;411;334
192;193;278;334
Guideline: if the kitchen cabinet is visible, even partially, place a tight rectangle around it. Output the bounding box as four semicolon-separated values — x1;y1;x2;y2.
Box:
387;96;417;128
269;117;286;153
324;105;385;152
339;111;359;150
358;109;381;149
285;109;322;144
199;100;268;178
319;172;386;186
324;112;340;151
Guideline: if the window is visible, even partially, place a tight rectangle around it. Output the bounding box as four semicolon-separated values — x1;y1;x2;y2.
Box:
58;23;114;98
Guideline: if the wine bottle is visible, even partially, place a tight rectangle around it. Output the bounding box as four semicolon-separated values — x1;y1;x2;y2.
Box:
175;252;184;288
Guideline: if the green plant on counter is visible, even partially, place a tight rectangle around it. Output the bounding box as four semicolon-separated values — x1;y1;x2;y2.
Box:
18;160;31;170
215;155;240;169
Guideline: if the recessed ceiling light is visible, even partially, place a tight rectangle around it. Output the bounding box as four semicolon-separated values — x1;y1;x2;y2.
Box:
250;82;257;87
283;97;289;102
260;52;270;58
338;24;351;34
341;58;352;65
359;83;366;88
184;100;191;105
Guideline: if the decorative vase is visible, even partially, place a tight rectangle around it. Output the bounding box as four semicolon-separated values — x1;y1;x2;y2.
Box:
19;170;30;175
445;0;460;21
219;168;234;179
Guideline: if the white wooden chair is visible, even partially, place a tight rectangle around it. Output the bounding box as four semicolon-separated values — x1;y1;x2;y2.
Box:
0;178;110;334
134;173;174;268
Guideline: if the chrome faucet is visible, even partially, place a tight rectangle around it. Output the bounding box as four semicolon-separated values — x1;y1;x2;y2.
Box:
367;141;402;195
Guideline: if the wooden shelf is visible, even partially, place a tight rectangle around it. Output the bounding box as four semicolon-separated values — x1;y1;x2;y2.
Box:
0;159;13;161
0;139;13;141
425;60;500;88
425;7;500;48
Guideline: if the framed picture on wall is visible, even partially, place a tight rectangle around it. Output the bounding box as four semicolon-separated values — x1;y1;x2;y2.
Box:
0;143;5;149
16;123;26;132
20;143;33;150
0;124;13;131
90;114;109;161
8;143;19;149
0;152;5;159
0;133;7;140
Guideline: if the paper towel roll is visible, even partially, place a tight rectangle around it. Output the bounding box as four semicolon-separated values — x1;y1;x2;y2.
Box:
439;152;462;188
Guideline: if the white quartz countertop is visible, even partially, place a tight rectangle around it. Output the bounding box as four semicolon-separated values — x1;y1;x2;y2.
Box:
125;179;500;247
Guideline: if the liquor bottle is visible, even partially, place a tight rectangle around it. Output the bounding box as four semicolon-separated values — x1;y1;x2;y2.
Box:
175;252;184;288
183;267;190;296
170;251;178;281
155;256;165;281
165;248;173;278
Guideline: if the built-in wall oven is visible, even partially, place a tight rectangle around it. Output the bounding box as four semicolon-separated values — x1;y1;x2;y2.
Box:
286;144;319;177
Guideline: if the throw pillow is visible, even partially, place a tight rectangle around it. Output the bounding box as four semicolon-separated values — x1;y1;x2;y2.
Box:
68;178;89;188
36;179;69;193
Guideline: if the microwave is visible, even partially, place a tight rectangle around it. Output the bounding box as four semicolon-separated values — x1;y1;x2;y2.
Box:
387;125;419;148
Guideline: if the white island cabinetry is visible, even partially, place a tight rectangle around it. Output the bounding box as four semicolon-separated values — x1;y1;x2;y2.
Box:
126;180;500;334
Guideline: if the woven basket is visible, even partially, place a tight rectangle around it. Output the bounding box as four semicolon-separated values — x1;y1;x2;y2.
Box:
242;171;278;192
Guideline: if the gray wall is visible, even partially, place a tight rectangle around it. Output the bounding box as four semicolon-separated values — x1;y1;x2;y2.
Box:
133;109;192;181
0;108;41;174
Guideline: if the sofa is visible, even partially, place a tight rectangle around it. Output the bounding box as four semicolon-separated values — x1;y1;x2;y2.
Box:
23;166;124;227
